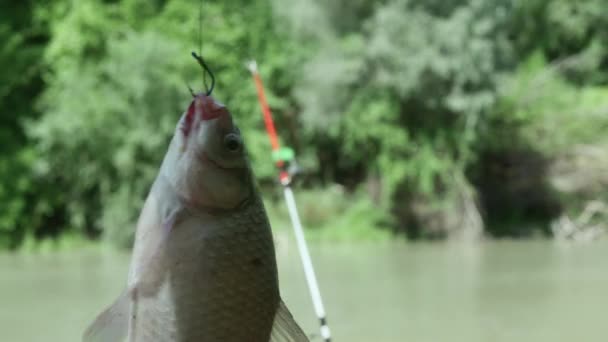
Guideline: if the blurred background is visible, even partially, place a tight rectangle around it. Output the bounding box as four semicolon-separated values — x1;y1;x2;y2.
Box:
1;0;607;341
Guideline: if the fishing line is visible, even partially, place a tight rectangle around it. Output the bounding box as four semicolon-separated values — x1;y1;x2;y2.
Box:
197;0;209;93
198;0;203;60
187;0;216;96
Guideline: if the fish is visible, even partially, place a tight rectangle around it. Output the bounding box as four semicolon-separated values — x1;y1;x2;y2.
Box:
83;94;309;342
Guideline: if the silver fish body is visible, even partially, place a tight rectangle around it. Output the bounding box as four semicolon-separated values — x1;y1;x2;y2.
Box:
133;190;280;342
84;94;308;342
130;182;279;341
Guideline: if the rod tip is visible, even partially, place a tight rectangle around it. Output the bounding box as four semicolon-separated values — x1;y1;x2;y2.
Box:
246;60;258;74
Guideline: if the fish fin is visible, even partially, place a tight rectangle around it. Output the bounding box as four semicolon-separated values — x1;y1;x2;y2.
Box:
129;187;185;297
83;289;129;342
130;214;175;297
269;299;310;342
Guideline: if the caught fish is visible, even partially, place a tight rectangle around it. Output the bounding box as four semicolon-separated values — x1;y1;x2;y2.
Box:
84;94;309;342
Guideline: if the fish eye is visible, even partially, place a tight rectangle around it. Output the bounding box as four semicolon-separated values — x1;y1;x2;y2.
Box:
223;133;242;153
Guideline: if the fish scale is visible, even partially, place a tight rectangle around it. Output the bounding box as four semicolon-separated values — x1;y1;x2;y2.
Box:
132;197;280;342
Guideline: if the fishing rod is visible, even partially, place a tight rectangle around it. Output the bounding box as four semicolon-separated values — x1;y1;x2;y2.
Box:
247;60;332;342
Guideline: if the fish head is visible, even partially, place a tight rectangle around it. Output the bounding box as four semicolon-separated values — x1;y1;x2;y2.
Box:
171;94;252;210
187;95;246;168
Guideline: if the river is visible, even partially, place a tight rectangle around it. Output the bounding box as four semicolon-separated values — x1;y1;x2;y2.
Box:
0;239;606;341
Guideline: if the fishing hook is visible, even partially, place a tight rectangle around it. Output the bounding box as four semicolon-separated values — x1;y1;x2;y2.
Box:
191;51;215;96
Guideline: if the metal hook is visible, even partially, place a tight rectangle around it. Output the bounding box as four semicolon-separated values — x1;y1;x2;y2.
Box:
191;51;215;96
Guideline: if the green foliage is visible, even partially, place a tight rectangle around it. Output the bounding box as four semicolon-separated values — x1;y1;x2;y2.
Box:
1;0;608;248
511;0;608;83
500;52;608;153
0;1;50;248
280;0;514;237
31;27;189;245
468;48;608;237
20;0;307;247
266;187;392;242
482;52;608;234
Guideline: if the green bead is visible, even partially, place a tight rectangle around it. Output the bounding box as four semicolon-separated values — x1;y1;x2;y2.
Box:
272;147;295;162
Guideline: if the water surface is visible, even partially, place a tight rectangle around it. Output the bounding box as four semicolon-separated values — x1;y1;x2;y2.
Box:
1;239;606;341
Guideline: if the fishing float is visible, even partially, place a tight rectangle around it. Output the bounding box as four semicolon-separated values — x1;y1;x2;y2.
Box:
247;60;333;342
